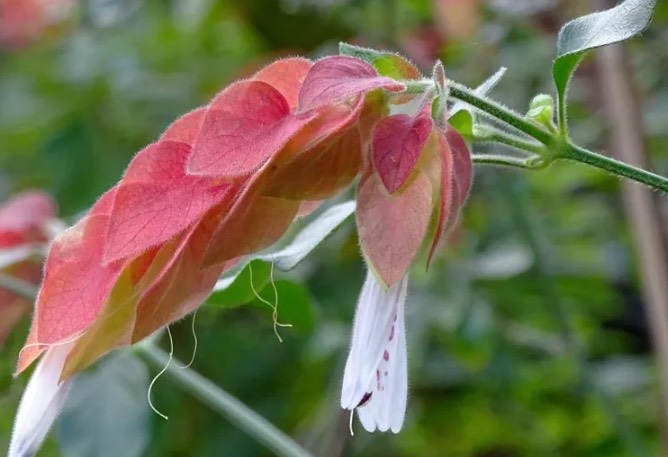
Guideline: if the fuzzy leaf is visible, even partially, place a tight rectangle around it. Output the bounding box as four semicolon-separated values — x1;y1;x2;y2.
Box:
298;56;405;113
188;80;314;178
29;189;124;347
554;0;656;120
426;128;472;264
263;125;362;200
103;139;233;264
202;176;300;267
357;172;433;287
254;57;313;109
372;106;433;194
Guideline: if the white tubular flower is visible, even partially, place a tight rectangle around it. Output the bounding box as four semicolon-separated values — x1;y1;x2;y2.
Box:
341;271;408;433
9;342;75;457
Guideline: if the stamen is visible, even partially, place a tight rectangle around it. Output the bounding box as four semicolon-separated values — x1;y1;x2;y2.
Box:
147;327;173;420
174;311;198;369
249;261;292;342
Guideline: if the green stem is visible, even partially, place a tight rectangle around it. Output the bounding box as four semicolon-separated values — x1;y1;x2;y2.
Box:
447;79;668;192
449;83;554;145
557;92;568;137
404;76;668;193
472;126;546;156
564;143;668;192
0;272;314;457
138;344;314;457
471;154;539;170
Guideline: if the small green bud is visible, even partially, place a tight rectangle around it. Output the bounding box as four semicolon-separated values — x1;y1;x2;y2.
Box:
527;94;556;130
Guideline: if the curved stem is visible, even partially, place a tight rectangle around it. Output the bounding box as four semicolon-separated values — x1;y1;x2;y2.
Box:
471;127;546;156
472;154;539;170
564;142;668;192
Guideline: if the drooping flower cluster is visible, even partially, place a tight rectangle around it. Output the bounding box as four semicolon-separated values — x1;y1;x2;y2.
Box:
0;191;56;346
10;52;471;453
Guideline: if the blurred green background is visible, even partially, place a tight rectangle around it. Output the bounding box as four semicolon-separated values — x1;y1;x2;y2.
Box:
1;0;667;456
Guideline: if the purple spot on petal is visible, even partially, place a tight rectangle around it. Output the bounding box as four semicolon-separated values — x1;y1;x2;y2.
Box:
357;392;373;408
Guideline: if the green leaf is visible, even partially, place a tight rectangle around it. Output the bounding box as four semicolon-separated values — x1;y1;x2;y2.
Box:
210;260;272;308
250;280;315;333
339;42;420;80
56;353;150;457
260;200;356;271
554;0;657;130
449;109;474;139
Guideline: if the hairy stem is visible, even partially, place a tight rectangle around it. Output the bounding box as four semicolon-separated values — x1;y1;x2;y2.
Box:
564;142;668;193
448;83;554;145
471;154;539;170
471;126;546;156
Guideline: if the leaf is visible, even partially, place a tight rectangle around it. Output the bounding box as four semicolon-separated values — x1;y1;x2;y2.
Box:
298;56;405;113
129;211;233;343
210;260;272;308
357;173;432;287
201;183;300;268
261;200;356;271
338;43;421;80
57;352;150;457
253;58;313;109
372;106;433;194
446;128;473;211
21;189;124;355
426;128;472;265
103;138;233;264
63;202;240;377
263;125;362;201
553;0;657;117
250;279;315;333
448;109;473;138
188;80;315;178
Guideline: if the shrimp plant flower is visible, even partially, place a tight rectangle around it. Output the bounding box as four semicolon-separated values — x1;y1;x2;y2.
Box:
9;45;471;455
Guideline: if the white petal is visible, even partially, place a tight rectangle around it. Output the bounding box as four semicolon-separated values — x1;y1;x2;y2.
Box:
356;283;408;433
9;342;75;457
341;272;405;409
341;272;409;433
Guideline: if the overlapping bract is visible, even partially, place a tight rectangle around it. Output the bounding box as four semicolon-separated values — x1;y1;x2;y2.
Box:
17;54;471;378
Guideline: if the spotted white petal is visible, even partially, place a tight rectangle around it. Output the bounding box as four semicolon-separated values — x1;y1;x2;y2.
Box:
341;271;408;433
9;342;75;457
